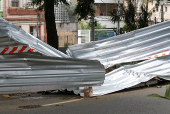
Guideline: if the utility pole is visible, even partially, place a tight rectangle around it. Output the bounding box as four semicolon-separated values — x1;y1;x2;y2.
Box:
117;0;120;35
37;12;40;39
91;4;95;41
161;5;164;22
37;2;41;39
155;17;157;24
160;1;164;22
91;16;95;41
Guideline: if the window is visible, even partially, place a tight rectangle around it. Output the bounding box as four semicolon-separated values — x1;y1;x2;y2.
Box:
11;0;19;7
30;26;39;38
165;7;167;12
54;4;69;22
94;3;120;16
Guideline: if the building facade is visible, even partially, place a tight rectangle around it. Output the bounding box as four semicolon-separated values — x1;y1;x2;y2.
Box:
94;0;124;29
4;0;78;48
137;0;170;23
54;3;78;47
149;0;170;22
5;0;47;42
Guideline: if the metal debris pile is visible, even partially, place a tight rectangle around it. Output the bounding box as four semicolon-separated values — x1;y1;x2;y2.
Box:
0;18;170;96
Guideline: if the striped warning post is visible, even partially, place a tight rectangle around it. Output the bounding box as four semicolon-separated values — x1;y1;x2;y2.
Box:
0;46;35;54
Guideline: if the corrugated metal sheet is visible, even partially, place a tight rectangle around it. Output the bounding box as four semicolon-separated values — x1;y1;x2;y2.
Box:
1;18;170;97
0;18;69;58
0;18;106;94
67;21;170;68
72;55;170;96
0;53;105;94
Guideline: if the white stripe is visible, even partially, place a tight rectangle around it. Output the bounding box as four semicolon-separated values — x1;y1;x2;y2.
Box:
42;98;84;107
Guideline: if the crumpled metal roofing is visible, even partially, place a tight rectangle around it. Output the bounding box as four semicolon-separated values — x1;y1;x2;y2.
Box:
1;17;170;97
67;21;170;68
0;53;105;94
0;18;69;58
0;18;105;94
72;55;170;96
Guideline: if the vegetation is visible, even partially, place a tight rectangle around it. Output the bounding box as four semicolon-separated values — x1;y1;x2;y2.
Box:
73;0;95;21
79;22;109;37
147;85;170;100
79;22;106;30
137;3;152;29
123;0;137;32
110;0;161;33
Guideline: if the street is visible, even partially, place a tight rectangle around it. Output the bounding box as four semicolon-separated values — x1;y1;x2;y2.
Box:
1;84;170;114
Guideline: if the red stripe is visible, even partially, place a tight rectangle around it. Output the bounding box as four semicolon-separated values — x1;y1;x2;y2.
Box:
27;48;35;52
18;46;27;53
9;47;18;53
0;47;9;54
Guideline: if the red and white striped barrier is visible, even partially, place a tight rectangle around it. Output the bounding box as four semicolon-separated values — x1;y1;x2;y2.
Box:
0;45;35;54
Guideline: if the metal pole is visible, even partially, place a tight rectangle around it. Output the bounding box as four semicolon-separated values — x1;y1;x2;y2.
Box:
155;17;157;24
161;5;164;22
117;0;120;35
67;36;68;47
91;16;95;41
37;12;39;39
91;4;95;41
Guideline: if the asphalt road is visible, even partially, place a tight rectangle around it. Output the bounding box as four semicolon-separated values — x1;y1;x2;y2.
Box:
1;85;170;114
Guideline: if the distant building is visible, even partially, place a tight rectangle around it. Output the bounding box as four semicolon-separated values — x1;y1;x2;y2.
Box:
4;0;78;48
4;0;47;42
137;0;170;23
148;0;170;22
54;3;78;47
94;0;124;29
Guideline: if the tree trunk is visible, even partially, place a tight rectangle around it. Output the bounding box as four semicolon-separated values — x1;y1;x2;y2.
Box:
44;0;58;49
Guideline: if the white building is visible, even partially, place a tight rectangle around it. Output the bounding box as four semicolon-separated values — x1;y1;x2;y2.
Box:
137;0;170;22
94;0;124;29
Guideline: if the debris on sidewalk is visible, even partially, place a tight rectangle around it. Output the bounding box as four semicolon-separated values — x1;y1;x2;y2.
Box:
0;18;105;95
0;18;170;97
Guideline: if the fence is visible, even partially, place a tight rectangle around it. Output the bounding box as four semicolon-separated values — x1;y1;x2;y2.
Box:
59;35;77;47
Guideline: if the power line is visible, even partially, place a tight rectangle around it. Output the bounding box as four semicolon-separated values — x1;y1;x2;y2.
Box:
100;0;106;4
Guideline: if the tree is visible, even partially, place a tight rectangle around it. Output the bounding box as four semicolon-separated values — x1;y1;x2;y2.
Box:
123;0;137;32
32;0;68;49
73;0;95;21
137;3;152;29
110;7;124;35
32;0;94;49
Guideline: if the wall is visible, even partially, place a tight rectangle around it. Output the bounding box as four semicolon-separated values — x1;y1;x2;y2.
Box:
58;32;77;47
56;23;78;47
